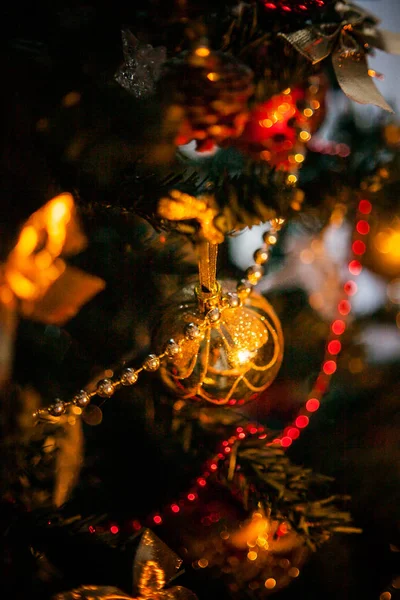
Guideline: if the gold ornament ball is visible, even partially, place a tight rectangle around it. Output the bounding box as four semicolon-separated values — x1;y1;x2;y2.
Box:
153;283;283;405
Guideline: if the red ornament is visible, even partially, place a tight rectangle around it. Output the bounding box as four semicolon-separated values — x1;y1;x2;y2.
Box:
261;0;334;14
229;76;326;173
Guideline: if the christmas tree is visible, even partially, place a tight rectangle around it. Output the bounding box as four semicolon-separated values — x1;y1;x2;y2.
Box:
1;1;400;599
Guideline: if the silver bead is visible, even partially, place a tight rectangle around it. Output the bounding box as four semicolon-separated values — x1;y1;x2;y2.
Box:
49;400;65;416
73;390;91;408
120;368;138;386
253;248;269;265
184;323;203;340
207;307;221;323
224;292;240;308
164;339;180;359
96;378;115;398
143;354;160;372
245;264;264;285
236;279;252;296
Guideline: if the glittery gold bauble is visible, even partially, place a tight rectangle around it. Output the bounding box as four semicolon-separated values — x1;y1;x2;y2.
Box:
154;283;283;405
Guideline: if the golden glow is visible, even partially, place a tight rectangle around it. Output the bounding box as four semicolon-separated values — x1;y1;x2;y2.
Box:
233;349;253;365
198;558;209;568
300;130;311;142
294;153;305;163
62;91;81;107
303;108;313;117
247;551;258;561
4;193;76;300
260;118;273;128
195;47;210;57
311;100;320;110
0;285;14;305
265;579;276;589
375;229;400;258
15;226;38;256
283;88;291;94
287;174;298;184
288;567;300;578
207;72;220;81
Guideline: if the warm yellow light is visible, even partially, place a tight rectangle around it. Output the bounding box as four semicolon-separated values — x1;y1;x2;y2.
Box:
375;228;400;262
311;100;320;110
294;153;305;163
207;72;219;81
50;198;69;223
260;118;273;128
287;174;297;184
234;349;253;366
265;579;276;589
303;108;313;117
195;47;210;57
15;226;38;256
198;558;208;568
278;102;291;114
299;130;311;142
247;551;258;561
283;88;291;95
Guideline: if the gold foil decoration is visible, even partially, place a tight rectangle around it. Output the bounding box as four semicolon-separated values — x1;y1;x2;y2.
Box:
53;529;197;600
157;190;224;245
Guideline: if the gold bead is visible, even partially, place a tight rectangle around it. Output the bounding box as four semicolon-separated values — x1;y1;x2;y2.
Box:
245;265;264;285
49;400;66;416
224;292;240;308
184;323;203;340
73;390;91;408
237;279;252;297
164;339;180;359
253;248;269;265
143;354;161;371
207;307;221;323
97;378;115;398
120;368;138;386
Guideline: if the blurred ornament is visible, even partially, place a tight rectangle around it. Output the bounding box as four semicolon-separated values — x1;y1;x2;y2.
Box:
366;217;400;279
0;193;104;391
115;30;167;100
53;529;197;600
279;1;400;112
154;282;283;405
159;43;254;151
259;0;335;15
230;75;326;180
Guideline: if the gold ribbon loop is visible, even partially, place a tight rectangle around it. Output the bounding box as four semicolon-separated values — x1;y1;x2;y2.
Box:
278;1;400;112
